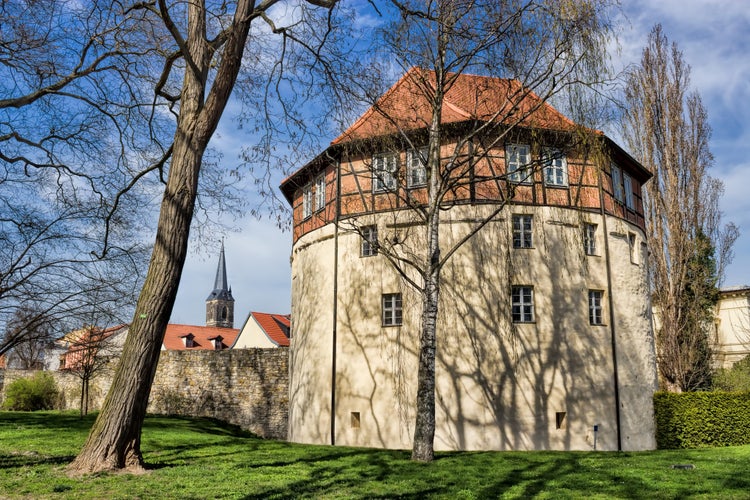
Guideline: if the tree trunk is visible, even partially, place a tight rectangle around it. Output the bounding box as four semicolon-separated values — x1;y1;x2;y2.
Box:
412;264;439;461
412;77;443;461
68;131;204;474
68;0;256;475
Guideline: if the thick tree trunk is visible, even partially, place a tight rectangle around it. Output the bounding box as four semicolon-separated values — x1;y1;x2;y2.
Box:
68;132;204;474
68;0;256;475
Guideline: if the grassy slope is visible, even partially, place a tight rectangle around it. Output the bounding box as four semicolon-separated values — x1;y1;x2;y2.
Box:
0;411;748;499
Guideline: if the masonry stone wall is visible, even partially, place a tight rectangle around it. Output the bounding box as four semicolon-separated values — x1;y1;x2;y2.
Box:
0;348;289;440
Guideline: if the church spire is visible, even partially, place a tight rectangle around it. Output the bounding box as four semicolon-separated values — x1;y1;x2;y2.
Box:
206;241;235;328
213;241;229;292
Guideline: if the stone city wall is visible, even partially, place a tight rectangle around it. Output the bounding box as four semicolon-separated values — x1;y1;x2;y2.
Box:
0;348;289;440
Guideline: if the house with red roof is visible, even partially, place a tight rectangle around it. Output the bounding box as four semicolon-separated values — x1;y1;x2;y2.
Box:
233;312;290;349
161;324;240;351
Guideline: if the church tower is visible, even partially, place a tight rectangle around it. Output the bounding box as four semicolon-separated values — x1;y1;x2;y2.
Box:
206;242;235;328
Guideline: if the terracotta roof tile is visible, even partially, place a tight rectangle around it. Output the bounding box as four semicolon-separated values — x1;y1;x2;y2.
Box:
331;67;576;145
162;324;240;350
250;312;290;347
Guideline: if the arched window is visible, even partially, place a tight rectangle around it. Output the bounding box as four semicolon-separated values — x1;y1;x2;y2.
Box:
221;306;228;321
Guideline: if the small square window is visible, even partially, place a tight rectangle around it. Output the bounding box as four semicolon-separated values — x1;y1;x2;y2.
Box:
407;147;428;188
506;144;532;183
373;153;398;192
584;223;597;255
511;286;534;323
361;226;378;257
512;215;533;249
382;293;402;326
589;290;604;325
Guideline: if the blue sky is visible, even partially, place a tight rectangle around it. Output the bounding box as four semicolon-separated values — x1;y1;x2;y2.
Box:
169;0;750;326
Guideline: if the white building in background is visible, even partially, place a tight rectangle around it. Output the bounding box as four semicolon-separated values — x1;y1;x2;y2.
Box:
280;69;658;453
715;286;750;368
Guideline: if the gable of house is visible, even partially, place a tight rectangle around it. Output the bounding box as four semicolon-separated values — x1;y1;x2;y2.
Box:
233;312;290;348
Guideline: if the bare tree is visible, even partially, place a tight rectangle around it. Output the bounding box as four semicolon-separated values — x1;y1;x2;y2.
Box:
622;25;739;392
1;306;55;369
59;325;126;416
330;0;616;461
69;0;339;474
1;1;164;355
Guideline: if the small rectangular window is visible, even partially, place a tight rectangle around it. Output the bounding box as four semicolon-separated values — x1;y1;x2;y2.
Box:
302;183;313;219
611;163;623;202
373;153;398;192
623;173;634;210
589;290;604;325
407;147;428;187
543;149;568;187
351;411;361;429
511;286;534;323
314;174;326;212
382;293;403;326
506;144;532;183
584;223;597;256
628;233;637;264
512;215;533;249
556;411;567;430
361;225;378;257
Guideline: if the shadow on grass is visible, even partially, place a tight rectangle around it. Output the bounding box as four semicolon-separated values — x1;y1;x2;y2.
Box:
0;452;76;469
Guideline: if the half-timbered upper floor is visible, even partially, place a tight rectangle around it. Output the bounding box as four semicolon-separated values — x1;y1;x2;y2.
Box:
280;69;650;244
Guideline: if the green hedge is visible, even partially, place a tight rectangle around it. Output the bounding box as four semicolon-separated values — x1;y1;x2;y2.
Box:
2;372;59;411
654;391;750;449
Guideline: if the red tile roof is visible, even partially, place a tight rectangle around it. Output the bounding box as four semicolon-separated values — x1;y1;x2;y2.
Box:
331;67;576;145
280;68;580;199
249;312;290;347
162;324;240;350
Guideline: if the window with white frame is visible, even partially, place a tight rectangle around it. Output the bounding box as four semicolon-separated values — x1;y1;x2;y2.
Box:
506;144;532;183
407;147;428;188
589;290;604;325
373;153;398;192
512;214;533;248
382;293;402;326
511;286;534;323
361;225;378;257
584;223;597;255
302;183;312;219
543;149;568;187
315;174;326;212
611;163;623;202
623;172;634;210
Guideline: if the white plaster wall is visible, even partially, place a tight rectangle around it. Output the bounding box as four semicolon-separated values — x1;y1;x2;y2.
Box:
715;291;750;367
289;204;657;451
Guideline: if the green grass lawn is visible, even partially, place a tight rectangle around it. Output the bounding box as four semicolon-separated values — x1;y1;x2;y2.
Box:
1;411;748;499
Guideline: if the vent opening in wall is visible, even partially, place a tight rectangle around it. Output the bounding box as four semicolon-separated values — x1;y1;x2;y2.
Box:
351;412;360;429
556;412;567;430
